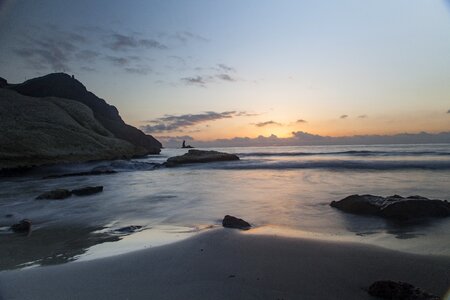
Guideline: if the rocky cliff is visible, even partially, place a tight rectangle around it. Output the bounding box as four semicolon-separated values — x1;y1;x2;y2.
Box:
0;77;161;169
8;73;161;154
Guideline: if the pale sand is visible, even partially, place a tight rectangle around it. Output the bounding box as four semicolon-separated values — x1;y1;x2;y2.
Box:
0;228;449;300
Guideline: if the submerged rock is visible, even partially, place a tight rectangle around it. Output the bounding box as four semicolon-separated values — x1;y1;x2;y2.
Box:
330;194;450;220
36;189;71;200
368;280;439;300
222;215;251;230
10;219;32;233
71;186;103;196
165;150;239;167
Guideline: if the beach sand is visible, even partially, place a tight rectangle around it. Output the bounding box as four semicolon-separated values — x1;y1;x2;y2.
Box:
0;228;449;300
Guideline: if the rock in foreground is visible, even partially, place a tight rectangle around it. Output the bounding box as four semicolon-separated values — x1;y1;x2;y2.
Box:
36;189;72;200
222;215;251;230
330;194;450;220
165;150;239;167
368;280;439;300
10;219;32;233
71;186;103;196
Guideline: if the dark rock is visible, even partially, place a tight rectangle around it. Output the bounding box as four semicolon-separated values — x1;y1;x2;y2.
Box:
0;77;7;88
368;280;439;300
11;219;32;233
36;189;71;200
115;225;143;234
165;150;239;167
71;186;103;196
222;215;251;230
8;73;161;154
330;194;450;220
5;214;13;218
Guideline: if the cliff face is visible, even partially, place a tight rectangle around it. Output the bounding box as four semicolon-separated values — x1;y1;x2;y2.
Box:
0;89;144;169
8;73;161;154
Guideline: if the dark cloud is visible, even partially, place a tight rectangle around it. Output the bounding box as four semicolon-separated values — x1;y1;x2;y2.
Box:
216;74;235;82
340;115;348;119
358;115;368;118
296;119;307;123
254;121;282;127
181;76;206;86
141;111;237;133
217;64;235;72
106;33;167;51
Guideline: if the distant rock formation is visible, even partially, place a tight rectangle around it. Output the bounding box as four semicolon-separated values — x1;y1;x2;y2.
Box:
7;73;161;154
0;88;143;169
330;194;450;220
165;150;239;167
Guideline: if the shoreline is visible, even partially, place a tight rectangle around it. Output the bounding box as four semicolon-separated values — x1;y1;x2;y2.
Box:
1;228;449;300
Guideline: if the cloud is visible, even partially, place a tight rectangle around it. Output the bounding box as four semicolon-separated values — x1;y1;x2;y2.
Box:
216;74;235;82
181;76;206;86
340;115;348;119
254;121;282;127
296;119;307;123
217;64;235;72
105;33;167;51
162;131;450;148
236;111;260;117
358;115;368;118
141;111;237;133
171;31;209;44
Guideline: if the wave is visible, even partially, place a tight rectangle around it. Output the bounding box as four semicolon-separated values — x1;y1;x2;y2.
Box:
212;159;450;171
236;150;450;157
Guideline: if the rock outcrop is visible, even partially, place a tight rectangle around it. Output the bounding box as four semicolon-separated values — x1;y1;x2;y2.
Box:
71;186;103;196
10;219;32;233
222;215;251;230
368;281;439;300
165;150;239;167
0;77;7;88
0;88;145;169
7;73;161;154
330;194;450;220
36;189;72;200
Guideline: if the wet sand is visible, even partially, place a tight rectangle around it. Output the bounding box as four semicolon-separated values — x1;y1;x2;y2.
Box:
0;228;449;300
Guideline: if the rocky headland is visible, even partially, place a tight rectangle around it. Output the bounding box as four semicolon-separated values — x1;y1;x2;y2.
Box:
0;73;161;170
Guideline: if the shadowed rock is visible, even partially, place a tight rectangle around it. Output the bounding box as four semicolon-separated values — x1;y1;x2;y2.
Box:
0;77;7;88
222;215;251;230
36;189;71;200
331;194;450;221
10;219;32;233
71;186;103;196
368;280;439;299
8;73;161;154
165;150;239;167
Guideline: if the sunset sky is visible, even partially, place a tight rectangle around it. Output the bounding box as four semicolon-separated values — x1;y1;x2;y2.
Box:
0;0;449;143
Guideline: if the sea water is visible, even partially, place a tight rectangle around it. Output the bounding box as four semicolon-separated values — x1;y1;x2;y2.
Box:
0;144;449;269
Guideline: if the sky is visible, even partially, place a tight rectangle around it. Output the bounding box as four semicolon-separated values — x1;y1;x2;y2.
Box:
0;0;449;146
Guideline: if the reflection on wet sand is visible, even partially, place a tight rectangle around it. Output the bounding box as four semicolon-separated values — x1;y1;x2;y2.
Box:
0;226;119;270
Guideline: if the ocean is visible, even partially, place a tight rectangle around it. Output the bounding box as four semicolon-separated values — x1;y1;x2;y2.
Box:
1;143;449;269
